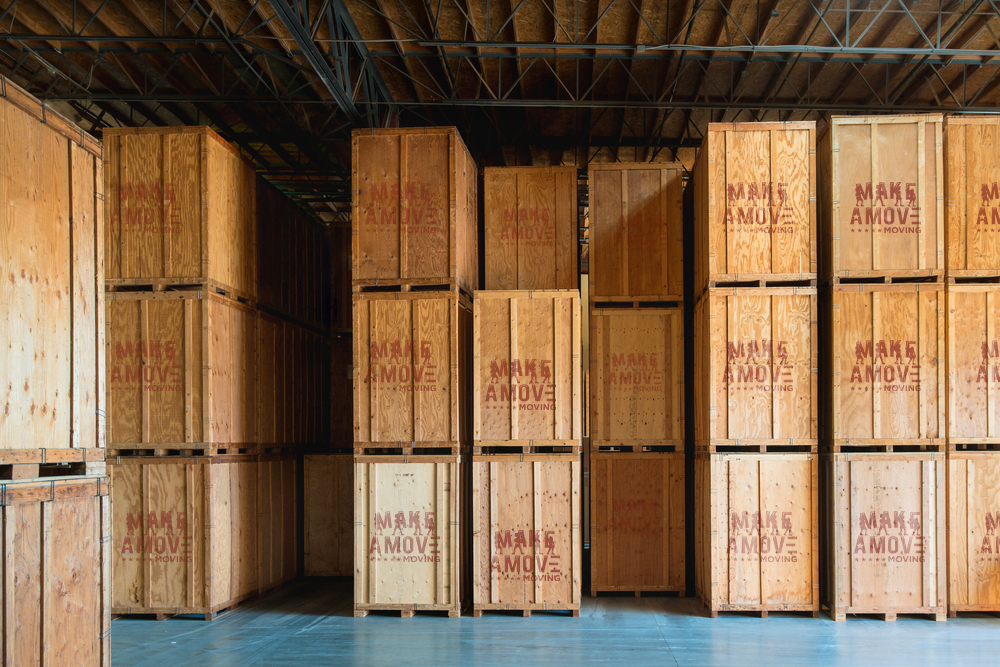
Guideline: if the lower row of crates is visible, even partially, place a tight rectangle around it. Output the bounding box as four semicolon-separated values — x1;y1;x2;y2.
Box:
303;449;1000;619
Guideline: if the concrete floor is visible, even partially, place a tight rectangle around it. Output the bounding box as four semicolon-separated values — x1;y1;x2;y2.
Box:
111;580;1000;666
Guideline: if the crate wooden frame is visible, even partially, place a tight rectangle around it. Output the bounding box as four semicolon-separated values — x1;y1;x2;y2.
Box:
945;116;1000;280
946;451;1000;616
947;283;1000;445
304;453;353;577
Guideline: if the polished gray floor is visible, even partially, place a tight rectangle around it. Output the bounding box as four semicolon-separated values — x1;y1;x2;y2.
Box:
111;579;1000;666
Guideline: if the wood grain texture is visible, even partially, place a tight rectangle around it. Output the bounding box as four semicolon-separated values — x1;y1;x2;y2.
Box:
945;116;1000;277
947;285;1000;441
304;454;354;577
947;452;1000;613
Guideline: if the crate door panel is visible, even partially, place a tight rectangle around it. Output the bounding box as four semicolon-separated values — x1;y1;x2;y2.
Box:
966;125;1000;270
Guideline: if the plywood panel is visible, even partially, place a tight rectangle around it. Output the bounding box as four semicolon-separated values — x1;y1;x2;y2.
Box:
947;453;1000;613
304;454;354;577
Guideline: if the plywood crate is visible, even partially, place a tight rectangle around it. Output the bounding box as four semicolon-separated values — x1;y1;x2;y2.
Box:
945;116;1000;280
693;122;817;294
0;474;111;666
947;451;1000;615
353;292;472;453
947;284;1000;445
330;334;354;446
694;451;818;616
330;225;352;332
471;453;580;615
354;455;461;617
824;283;945;452
474;290;581;452
589;451;685;596
0;76;105;460
588;163;684;301
352;127;478;294
818;115;944;283
304;453;353;577
484;166;578;290
694;287;818;452
104;126;257;299
106;290;255;454
589;305;684;452
110;454;297;619
821;452;946;621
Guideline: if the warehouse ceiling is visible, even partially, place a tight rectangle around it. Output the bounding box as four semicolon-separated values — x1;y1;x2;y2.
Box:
2;0;1000;222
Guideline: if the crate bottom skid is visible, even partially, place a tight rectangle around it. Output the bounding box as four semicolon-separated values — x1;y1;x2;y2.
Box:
1;475;111;666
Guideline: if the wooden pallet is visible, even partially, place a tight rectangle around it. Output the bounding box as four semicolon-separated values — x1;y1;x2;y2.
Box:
353;443;460;456
705;275;817;290
473;441;581;455
589;295;683;308
353;605;461;618
827;440;946;453
112;588;275;622
105;278;255;306
588;442;682;454
826;608;947;622
827;271;945;286
589;588;686;597
708;606;820;619
472;605;580;617
697;440;817;454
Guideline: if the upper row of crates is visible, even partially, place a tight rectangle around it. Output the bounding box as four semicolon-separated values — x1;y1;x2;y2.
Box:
353;116;1000;295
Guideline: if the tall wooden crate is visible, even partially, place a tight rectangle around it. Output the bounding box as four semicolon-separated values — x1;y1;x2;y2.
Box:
945;116;1000;280
947;452;1000;615
587;163;684;301
589;451;685;596
304;453;354;577
103;126;257;299
818;115;944;283
471;454;581;615
483;167;578;290
693;122;817;294
351;127;478;294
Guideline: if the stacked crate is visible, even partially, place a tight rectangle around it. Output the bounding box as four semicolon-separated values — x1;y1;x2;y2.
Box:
351;128;476;617
819;115;947;621
943;116;1000;617
102;127;321;619
693;122;820;618
0;77;110;666
587;162;687;597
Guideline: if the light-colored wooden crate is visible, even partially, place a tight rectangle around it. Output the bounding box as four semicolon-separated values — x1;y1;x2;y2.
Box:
0;77;105;457
590;451;685;596
590;305;684;452
694;287;818;452
694;452;818;616
821;452;946;621
471;453;580;615
824;283;946;452
353;292;472;451
945;116;1000;280
0;475;110;666
106;291;255;452
352;127;478;294
947;284;1000;444
354;455;461;617
473;290;581;451
818;115;944;283
304;453;354;577
693;122;818;293
110;454;296;619
484;166;577;290
588;163;684;301
103;126;257;299
947;451;1000;615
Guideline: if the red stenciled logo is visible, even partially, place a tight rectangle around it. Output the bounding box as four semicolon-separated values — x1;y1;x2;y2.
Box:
975;341;1000;383
497;208;555;248
848;340;921;392
110;182;182;233
852;509;926;564
848;182;921;233
607;352;662;393
368;510;441;563
978;511;1000;562
610;499;662;534
361;182;443;235
723;339;795;392
363;339;438;392
491;529;563;582
975;183;1000;227
483;358;555;411
109;339;182;392
119;511;192;563
728;510;799;563
725;181;797;234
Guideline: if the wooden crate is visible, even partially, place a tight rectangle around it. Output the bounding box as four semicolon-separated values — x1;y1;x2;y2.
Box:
110;454;296;619
330;225;352;331
0;77;105;457
353;292;472;452
588;163;684;301
104;126;257;299
821;452;946;621
694;451;818;616
473;290;582;452
330;335;353;446
484;166;578;290
818;115;944;283
304;453;354;577
945;116;1000;280
589;305;684;452
693;122;818;293
694;287;818;452
589;451;685;596
824;283;946;452
947;451;1000;615
947;284;1000;444
354;455;461;617
1;475;111;666
106;291;255;453
471;453;580;615
352;127;478;294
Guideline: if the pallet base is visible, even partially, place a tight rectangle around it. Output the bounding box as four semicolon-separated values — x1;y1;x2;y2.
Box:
353;606;461;618
826;606;947;622
949;607;1000;618
589;589;686;598
112;592;259;622
706;605;819;619
472;605;579;618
